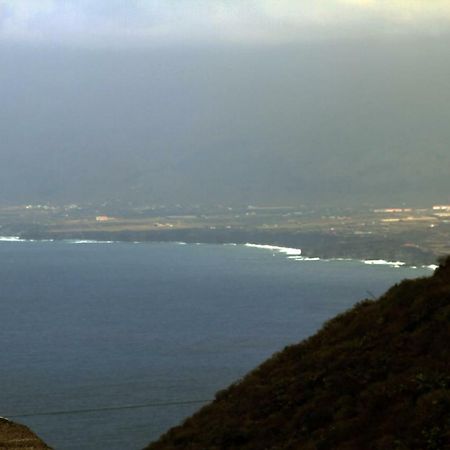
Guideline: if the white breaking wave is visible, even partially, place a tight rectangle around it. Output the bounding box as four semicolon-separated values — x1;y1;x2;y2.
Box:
0;236;27;242
287;256;321;261
66;239;115;244
424;264;439;271
363;259;406;268
245;243;302;256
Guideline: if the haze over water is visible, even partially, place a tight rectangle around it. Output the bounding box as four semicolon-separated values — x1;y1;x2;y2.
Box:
0;240;431;449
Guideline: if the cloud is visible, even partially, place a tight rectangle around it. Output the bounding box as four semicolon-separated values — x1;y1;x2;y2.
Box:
1;0;450;47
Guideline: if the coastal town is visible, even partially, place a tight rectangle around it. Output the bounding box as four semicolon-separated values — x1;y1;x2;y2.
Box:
1;202;449;266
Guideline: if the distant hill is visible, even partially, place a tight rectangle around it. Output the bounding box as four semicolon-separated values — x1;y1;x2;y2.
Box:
146;257;450;450
2;43;450;208
0;418;51;449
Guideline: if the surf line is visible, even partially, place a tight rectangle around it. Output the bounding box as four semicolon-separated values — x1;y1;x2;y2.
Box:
244;243;302;256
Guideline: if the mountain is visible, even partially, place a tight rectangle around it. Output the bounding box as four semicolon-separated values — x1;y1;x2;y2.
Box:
1;42;450;207
146;257;450;449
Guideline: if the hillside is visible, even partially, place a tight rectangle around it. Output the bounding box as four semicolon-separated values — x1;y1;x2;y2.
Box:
146;257;450;450
0;418;51;449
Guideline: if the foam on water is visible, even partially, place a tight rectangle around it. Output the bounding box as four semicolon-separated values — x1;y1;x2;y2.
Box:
363;259;406;268
243;243;437;270
288;256;321;261
243;243;440;271
0;236;27;242
66;240;115;244
245;243;302;256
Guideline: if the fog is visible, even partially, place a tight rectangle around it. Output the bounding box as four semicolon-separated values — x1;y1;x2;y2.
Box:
1;1;450;207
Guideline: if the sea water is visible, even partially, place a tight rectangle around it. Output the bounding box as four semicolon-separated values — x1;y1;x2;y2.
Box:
0;240;431;449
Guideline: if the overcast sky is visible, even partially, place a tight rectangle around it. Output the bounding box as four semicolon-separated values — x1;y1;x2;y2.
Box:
1;1;450;206
2;1;450;46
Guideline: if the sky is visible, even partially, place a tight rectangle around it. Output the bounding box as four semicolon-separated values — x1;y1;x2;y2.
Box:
2;0;450;46
1;1;450;206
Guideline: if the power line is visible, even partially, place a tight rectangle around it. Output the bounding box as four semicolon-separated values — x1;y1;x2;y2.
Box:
6;399;212;419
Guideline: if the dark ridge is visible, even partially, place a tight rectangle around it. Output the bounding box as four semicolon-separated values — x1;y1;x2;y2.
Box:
145;256;450;450
0;418;51;449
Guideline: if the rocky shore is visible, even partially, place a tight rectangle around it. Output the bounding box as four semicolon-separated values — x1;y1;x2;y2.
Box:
20;227;439;266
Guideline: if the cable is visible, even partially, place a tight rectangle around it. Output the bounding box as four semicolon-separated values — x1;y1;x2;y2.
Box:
5;399;212;419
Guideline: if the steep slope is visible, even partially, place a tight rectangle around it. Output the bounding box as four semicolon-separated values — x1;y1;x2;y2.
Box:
0;418;51;449
146;258;450;450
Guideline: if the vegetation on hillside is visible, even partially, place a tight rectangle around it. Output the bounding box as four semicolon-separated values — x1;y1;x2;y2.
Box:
146;257;450;450
0;418;51;449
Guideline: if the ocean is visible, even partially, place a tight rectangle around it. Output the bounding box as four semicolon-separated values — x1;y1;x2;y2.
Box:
0;240;432;449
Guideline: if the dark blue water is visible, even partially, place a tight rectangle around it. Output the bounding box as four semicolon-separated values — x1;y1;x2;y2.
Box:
0;241;431;449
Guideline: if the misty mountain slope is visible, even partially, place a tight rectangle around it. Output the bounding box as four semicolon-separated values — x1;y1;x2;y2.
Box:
1;39;450;206
146;258;450;450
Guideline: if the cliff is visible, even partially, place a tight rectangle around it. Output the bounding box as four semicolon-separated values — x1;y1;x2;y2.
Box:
146;257;450;449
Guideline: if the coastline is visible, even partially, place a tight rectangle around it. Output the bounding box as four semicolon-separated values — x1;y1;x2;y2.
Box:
1;234;438;270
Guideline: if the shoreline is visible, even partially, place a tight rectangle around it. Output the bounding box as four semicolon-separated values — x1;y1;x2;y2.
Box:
0;235;438;270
